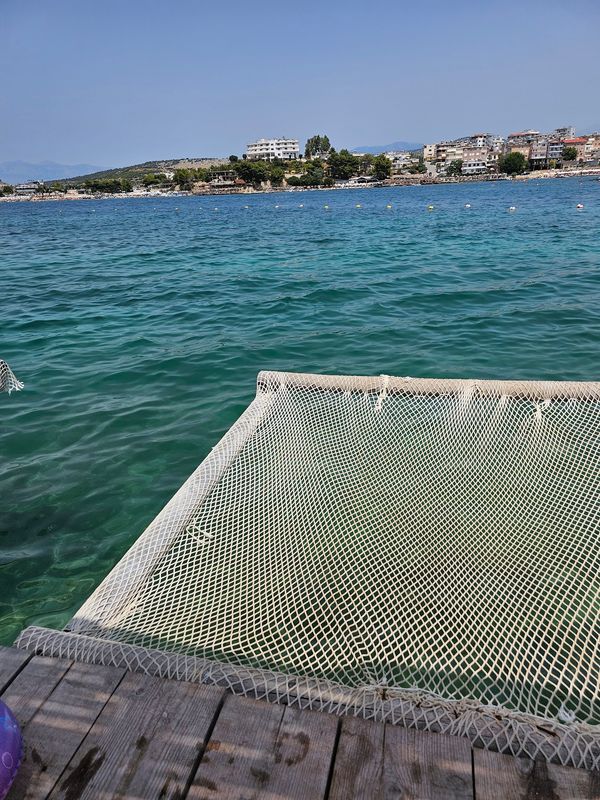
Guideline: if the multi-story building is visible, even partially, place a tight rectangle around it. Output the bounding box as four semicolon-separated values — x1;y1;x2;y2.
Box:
444;145;465;162
507;130;539;145
529;139;549;168
554;126;575;140
547;140;564;164
462;158;488;175
246;138;300;161
507;142;531;159
460;146;489;174
562;137;587;161
384;151;416;170
14;181;42;195
423;143;437;162
468;133;492;148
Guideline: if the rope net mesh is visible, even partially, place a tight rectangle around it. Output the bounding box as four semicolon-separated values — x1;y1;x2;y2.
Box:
16;371;600;768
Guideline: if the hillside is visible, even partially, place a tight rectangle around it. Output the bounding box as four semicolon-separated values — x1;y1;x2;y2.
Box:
0;160;105;184
49;157;228;186
351;140;423;154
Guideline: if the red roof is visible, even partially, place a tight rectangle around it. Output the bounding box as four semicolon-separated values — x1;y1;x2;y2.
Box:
563;137;586;144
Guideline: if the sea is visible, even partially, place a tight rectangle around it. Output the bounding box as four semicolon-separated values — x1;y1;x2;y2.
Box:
0;177;598;645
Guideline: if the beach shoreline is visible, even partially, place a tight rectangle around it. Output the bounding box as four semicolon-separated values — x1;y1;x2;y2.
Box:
1;166;598;203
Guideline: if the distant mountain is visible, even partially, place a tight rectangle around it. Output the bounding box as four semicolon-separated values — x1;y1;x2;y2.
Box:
0;160;106;184
351;140;423;154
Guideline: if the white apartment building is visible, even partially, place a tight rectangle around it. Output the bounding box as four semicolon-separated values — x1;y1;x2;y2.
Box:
246;138;300;161
384;151;416;169
423;143;437;161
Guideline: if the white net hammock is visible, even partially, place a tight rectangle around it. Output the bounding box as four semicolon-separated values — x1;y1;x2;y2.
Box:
0;360;23;394
16;371;600;769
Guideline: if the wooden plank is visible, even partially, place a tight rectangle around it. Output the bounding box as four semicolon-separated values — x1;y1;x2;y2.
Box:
48;671;224;800
189;694;339;800
328;715;385;799
0;646;31;692
474;747;600;800
2;655;72;730
383;725;473;800
7;660;125;800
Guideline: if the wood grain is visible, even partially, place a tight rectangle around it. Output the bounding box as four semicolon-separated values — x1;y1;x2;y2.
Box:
7;660;125;800
48;670;224;800
474;748;600;800
0;646;31;693
2;655;72;730
384;725;473;800
328;714;385;799
189;694;339;800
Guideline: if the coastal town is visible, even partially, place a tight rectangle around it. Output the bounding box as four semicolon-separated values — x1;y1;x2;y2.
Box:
2;125;600;201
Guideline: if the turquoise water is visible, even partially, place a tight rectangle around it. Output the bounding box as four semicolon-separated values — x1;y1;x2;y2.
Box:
0;178;599;644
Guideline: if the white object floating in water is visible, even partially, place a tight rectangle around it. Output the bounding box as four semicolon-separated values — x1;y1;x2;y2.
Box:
299;204;304;208
386;204;392;209
244;205;249;209
465;203;471;209
0;360;24;394
576;203;584;209
356;204;362;208
324;205;329;209
427;205;434;211
509;206;516;212
275;205;280;208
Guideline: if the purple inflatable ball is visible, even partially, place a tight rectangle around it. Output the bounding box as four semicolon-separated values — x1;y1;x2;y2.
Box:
0;700;22;800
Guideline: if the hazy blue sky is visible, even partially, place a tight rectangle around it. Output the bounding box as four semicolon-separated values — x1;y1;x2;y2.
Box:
2;0;599;167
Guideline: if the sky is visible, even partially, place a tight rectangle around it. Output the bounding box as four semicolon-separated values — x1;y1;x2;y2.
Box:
2;0;600;168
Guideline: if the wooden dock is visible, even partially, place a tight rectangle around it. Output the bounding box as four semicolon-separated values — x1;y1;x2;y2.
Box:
1;646;598;799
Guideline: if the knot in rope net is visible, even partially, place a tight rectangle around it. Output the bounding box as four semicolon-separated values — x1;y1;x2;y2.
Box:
16;371;600;768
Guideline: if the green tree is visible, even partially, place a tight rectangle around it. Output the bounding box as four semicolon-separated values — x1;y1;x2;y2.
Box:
173;168;194;189
229;155;239;162
372;154;392;180
358;154;374;175
498;152;528;175
562;146;577;162
304;134;332;160
446;159;463;177
327;149;359;180
233;160;269;186
269;166;285;186
0;183;13;196
142;173;161;187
